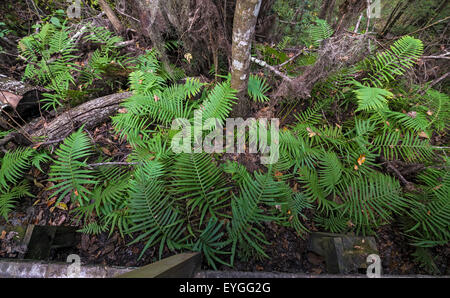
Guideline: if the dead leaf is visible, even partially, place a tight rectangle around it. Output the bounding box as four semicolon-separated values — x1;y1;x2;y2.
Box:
56;202;68;211
46;197;56;208
418;131;429;138
357;154;366;166
0;230;6;240
306;127;316;137
101;147;112;156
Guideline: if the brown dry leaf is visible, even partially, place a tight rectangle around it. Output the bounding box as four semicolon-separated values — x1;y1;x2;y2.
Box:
0;230;6;240
418;131;429;138
274;171;283;178
306;127;316;137
32;143;42;150
357;154;366;166
56;202;68;211
46;197;56;208
101;147;112;156
49;206;56;213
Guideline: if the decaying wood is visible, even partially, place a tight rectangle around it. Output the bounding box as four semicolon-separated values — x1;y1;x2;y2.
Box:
29;92;132;141
0;92;133;147
274;33;370;99
0;74;41;111
98;0;124;33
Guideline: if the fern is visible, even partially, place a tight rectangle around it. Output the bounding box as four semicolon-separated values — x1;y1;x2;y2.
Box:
372;130;434;162
340;173;409;229
361;36;423;87
0;182;32;221
48;129;96;204
226;162;290;260
171;153;230;225
306;19;333;47
127;161;187;259
191;218;232;270
247;74;270;102
0;147;34;191
353;83;394;112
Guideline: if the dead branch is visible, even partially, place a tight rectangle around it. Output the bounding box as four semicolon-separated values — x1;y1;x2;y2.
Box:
98;0;124;33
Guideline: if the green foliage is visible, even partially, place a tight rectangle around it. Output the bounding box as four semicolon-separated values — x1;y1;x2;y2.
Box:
247;74;271;102
0;182;32;221
127;161;187;259
0;147;34;191
412;247;440;275
226;162;291;260
353;82;394;112
48;128;96;204
0;147;35;220
18;22;130;110
171;153;230;225
360;36;423;87
403;166;450;247
305;19;333;48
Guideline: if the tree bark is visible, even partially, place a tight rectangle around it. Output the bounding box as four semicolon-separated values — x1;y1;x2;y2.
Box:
230;0;262;117
98;0;124;33
21;92;132;143
335;0;367;35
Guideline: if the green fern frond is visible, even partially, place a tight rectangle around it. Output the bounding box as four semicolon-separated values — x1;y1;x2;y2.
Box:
128;161;187;259
191;218;232;270
48;129;96;204
340;173;408;228
247;74;270;102
0;182;32;221
362;36;423;87
353;83;393;112
201;81;237;125
171;153;230;225
372;130;434;162
0;147;34;191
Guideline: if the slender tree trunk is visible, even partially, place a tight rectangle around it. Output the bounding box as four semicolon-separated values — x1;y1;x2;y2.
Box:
98;0;124;33
230;0;262;117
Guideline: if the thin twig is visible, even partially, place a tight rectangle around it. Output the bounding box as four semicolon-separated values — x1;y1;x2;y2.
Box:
87;161;139;167
251;57;292;81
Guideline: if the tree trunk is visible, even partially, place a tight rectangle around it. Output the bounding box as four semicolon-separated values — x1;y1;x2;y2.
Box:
230;0;262;117
98;0;124;33
335;0;367;35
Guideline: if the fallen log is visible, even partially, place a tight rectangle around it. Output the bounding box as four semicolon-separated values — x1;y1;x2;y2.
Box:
0;91;132;147
30;91;133;141
0;74;42;123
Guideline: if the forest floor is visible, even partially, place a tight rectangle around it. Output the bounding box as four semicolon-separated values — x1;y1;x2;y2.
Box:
0;2;448;276
1;119;448;275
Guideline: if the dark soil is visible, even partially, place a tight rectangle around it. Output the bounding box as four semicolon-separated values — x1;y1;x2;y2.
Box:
1;118;448;276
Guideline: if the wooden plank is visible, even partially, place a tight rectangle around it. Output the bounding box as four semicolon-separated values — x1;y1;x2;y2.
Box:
117;252;201;278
